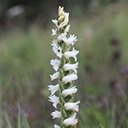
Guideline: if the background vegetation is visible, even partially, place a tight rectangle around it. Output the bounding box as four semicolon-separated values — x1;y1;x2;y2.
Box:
0;0;128;128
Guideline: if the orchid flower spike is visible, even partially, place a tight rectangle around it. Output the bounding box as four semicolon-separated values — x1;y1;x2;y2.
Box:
49;6;80;128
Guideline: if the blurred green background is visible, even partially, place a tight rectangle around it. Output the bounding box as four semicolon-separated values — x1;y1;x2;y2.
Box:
0;0;128;128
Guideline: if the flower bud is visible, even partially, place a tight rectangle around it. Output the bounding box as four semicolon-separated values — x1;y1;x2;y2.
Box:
58;15;65;23
58;6;64;17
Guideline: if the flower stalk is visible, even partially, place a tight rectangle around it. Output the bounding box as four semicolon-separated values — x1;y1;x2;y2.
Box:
49;6;80;128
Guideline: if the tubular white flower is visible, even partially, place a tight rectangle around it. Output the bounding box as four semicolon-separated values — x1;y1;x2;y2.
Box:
64;47;79;61
50;59;60;71
63;62;78;73
54;124;60;128
64;101;80;112
63;113;78;126
57;33;77;46
64;34;77;46
62;86;77;97
48;84;59;95
51;41;62;58
50;72;59;81
62;73;78;84
51;110;61;119
57;33;67;41
49;95;59;109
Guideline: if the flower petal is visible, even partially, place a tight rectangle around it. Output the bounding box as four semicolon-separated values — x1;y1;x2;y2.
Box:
52;29;57;36
58;6;64;17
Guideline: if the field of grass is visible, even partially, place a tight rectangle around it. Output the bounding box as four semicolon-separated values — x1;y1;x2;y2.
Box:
0;3;128;128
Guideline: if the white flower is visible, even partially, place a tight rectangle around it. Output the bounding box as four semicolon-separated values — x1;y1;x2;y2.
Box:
62;86;77;97
63;113;78;126
64;101;80;112
52;19;58;26
64;48;79;61
57;33;77;46
51;41;62;58
49;95;59;108
48;84;59;95
50;59;60;71
64;25;70;33
52;29;57;36
57;33;67;41
64;34;77;46
62;73;78;84
50;72;59;81
58;13;69;28
63;62;78;73
51;110;61;119
54;124;60;128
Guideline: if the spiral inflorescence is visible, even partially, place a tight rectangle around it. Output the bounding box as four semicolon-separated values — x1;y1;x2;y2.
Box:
49;6;80;128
